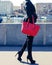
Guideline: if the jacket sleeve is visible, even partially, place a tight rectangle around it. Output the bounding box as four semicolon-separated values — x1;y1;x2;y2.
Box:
24;1;38;23
29;2;38;22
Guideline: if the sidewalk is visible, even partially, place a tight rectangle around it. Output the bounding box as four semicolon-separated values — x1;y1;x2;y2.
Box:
0;51;52;65
0;46;52;65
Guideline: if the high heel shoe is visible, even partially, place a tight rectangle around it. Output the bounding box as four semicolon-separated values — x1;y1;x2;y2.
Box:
17;52;22;62
17;57;22;62
27;55;36;64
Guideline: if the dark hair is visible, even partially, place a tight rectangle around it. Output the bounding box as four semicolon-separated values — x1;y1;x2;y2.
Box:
25;0;30;1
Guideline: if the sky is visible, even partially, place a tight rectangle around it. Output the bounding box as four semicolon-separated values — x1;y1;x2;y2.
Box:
1;0;52;6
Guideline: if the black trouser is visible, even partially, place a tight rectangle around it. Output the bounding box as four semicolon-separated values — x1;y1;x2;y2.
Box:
19;35;34;57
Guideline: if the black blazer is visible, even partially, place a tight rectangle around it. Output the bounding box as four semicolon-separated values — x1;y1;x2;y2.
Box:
24;0;38;23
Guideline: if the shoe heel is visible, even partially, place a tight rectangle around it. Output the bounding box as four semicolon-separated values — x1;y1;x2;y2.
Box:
27;56;35;64
15;52;18;57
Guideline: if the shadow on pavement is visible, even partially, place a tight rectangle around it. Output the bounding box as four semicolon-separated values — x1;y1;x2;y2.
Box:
20;61;39;65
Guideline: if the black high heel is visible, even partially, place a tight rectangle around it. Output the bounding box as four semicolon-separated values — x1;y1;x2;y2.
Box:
17;56;22;62
17;52;22;62
27;56;36;64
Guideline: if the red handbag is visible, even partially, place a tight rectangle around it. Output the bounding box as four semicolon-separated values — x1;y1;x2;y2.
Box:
21;16;40;36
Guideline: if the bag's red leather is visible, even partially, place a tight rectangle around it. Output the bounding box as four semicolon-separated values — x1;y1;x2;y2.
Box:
21;16;40;36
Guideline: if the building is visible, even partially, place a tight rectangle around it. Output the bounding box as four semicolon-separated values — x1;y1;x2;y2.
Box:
0;1;13;16
13;5;26;17
21;1;26;15
36;3;52;16
13;6;20;11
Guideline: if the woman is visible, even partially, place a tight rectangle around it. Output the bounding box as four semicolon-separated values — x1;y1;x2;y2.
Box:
0;17;3;23
17;0;37;64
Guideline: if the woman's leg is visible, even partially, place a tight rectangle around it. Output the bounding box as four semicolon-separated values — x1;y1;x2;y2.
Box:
17;36;28;61
18;36;28;57
20;35;34;57
27;36;34;57
27;36;36;64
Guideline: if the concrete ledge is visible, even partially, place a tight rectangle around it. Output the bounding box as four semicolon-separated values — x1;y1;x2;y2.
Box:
0;46;52;51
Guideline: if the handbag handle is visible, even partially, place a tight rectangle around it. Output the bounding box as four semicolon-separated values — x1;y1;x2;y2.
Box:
27;15;34;24
32;15;34;24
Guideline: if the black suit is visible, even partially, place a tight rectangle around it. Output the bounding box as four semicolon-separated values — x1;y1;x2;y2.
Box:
19;0;37;57
24;0;37;23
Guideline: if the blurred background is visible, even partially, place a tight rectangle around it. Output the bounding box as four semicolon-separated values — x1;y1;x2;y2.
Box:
0;0;52;23
0;0;52;46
